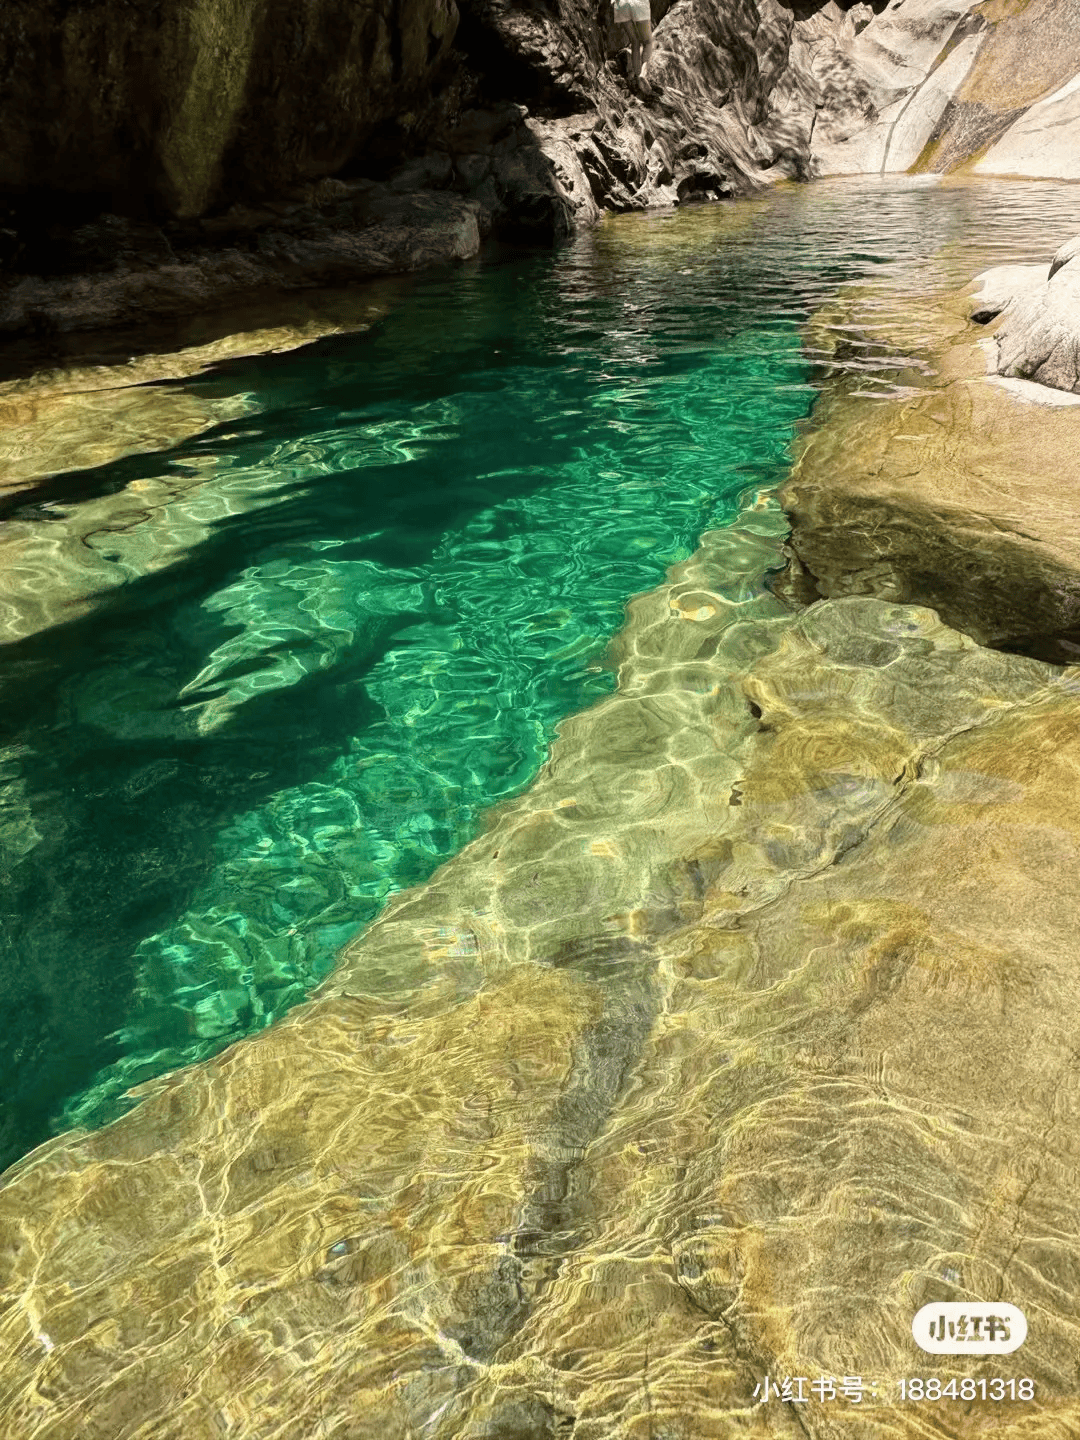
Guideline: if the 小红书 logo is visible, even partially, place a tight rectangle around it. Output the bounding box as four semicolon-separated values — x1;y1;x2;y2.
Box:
912;1302;1027;1355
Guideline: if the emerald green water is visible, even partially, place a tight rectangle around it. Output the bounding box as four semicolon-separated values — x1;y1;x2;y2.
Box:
3;177;1079;1171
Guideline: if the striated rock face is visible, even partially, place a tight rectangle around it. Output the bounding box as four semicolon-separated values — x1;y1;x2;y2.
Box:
454;0;883;213
811;0;987;174
810;0;1080;178
2;499;1080;1436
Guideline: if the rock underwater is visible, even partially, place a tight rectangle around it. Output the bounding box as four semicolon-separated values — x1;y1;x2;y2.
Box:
2;497;1080;1437
778;234;1080;661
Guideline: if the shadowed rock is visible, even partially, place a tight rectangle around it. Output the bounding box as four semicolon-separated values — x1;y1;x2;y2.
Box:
0;185;482;337
0;0;906;338
0;0;461;219
811;0;1080;181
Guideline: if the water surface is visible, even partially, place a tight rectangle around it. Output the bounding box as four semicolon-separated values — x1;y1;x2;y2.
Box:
2;175;1079;1171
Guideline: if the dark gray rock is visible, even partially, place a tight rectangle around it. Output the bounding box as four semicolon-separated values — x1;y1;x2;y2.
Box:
0;0;463;219
0;187;482;335
0;0;885;337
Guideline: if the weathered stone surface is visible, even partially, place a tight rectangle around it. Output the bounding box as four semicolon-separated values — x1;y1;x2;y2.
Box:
0;0;461;219
986;239;1080;392
965;261;1045;323
779;269;1080;660
811;0;986;174
1049;233;1080;279
917;0;1080;174
0;0;888;337
6;0;1080;355
2;493;1079;1435
811;0;1080;180
0;185;480;336
974;58;1080;179
0;290;399;650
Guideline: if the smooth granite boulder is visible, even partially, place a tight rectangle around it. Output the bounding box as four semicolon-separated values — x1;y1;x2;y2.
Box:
965;261;1046;324
963;236;1080;393
988;238;1080;393
780;272;1080;660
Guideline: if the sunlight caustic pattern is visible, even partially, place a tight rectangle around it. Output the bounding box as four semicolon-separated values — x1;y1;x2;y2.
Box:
60;321;813;1133
4;177;1080;1169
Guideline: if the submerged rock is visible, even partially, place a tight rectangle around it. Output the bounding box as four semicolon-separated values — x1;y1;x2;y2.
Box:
778;271;1080;660
2;491;1079;1435
0;286;391;495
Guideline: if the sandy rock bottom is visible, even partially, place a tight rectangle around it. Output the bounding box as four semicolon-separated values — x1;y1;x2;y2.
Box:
1;486;1077;1438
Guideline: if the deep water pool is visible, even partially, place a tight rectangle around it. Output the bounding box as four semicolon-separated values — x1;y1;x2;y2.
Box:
2;175;1079;1172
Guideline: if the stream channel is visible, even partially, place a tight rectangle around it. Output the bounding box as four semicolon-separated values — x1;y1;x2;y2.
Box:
2;175;1079;1178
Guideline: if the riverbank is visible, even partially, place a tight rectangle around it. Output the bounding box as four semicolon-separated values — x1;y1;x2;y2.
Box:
776;226;1080;661
7;0;1080;362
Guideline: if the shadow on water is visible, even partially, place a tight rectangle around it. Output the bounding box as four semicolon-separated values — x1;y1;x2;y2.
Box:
5;177;1080;1174
0;348;610;1168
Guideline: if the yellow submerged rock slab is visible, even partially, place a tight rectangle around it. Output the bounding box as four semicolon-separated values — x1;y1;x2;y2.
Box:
0;286;389;495
2;465;1079;1437
780;276;1080;660
0;289;393;647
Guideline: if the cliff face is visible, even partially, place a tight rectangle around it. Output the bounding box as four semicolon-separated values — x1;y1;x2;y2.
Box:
0;0;461;220
0;0;882;335
0;0;867;228
810;0;1080;177
5;0;1080;340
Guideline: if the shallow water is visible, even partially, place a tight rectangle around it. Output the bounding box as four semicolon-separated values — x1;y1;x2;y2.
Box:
2;175;1079;1173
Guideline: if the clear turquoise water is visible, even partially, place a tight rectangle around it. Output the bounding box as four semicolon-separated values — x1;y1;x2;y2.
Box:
3;177;1080;1171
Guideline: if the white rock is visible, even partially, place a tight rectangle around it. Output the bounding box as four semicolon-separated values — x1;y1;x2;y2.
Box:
994;253;1080;393
967;262;1047;320
1049;235;1080;280
812;0;984;174
880;31;982;171
975;71;1080;179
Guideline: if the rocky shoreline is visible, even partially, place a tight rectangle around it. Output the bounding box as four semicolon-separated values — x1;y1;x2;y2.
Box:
7;0;1080;348
777;232;1080;662
4;203;1080;1436
6;0;1080;1433
4;480;1080;1436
